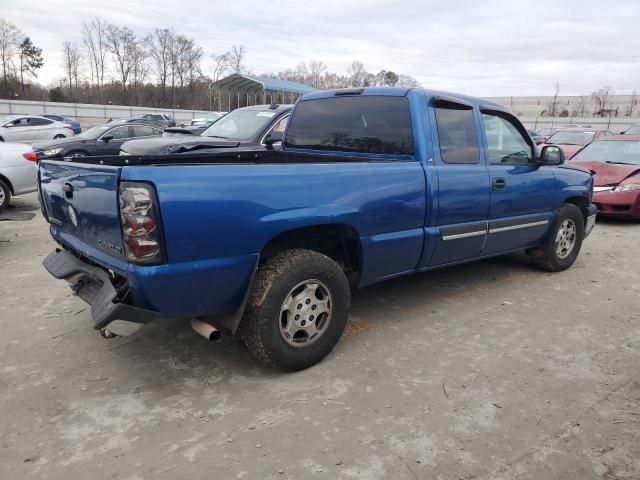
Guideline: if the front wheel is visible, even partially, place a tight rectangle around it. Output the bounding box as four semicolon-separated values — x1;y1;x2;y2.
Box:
241;249;350;371
532;203;585;272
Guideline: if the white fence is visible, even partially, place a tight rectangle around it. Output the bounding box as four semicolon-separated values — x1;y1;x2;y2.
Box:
1;98;637;134
517;117;634;134
0;99;211;126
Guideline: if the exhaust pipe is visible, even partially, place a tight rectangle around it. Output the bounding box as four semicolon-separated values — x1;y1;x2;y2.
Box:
191;318;222;342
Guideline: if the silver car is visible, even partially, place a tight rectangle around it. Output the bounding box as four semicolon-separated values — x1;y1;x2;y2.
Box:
0;115;75;143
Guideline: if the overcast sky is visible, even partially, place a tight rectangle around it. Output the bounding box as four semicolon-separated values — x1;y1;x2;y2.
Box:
3;0;640;96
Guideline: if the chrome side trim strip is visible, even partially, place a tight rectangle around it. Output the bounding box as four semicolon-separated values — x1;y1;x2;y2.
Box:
489;220;548;234
442;230;487;241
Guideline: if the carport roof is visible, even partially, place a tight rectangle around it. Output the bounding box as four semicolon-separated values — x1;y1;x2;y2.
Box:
213;74;318;95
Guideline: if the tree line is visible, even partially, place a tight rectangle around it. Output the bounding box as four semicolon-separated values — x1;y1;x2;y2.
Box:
539;83;638;118
0;17;421;110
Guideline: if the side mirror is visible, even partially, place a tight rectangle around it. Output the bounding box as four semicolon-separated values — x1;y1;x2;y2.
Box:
538;145;565;165
101;135;114;143
264;131;283;148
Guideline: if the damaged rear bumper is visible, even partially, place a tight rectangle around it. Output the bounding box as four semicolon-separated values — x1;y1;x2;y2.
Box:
43;248;160;336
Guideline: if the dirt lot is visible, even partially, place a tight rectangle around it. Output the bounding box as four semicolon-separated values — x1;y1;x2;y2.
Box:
1;193;639;480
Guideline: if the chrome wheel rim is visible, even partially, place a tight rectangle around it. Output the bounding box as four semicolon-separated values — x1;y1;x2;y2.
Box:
279;279;332;348
555;219;576;259
0;186;5;205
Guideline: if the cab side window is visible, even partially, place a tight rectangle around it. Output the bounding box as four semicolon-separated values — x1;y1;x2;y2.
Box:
482;112;533;164
434;103;480;164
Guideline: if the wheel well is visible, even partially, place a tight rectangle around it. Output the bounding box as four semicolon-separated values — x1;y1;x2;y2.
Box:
260;224;362;283
564;196;588;220
0;173;14;194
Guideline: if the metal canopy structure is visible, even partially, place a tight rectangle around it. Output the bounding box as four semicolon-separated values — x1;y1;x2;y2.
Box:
212;74;317;111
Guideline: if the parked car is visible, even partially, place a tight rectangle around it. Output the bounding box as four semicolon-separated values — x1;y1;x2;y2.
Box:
39;87;595;371
120;104;291;155
570;135;640;218
527;129;546;145
117;113;175;129
542;127;613;159
33;123;164;160
190;112;225;127
622;123;640;135
40;114;82;134
0;142;38;211
0;115;75;143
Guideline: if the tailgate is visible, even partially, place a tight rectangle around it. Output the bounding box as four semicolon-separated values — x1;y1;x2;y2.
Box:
39;160;125;259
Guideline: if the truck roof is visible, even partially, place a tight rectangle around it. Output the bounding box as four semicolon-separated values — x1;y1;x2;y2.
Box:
301;86;508;112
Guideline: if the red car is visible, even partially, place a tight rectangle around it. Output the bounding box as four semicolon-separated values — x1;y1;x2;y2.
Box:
570;135;640;218
542;128;613;159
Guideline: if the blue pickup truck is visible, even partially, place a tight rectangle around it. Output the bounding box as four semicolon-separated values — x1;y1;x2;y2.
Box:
39;87;596;371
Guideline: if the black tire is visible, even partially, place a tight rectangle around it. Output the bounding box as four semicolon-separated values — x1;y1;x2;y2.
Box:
0;136;4;142
240;249;351;372
533;203;584;272
0;179;11;211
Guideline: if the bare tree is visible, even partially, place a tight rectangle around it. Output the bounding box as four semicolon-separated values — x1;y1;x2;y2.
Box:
626;89;638;117
0;18;21;96
545;82;561;117
61;41;82;99
211;52;230;82
105;24;137;100
347;60;367;87
146;28;174;102
573;95;588;117
309;60;327;89
228;45;246;74
82;18;108;102
396;74;420;88
591;86;614;116
130;41;149;105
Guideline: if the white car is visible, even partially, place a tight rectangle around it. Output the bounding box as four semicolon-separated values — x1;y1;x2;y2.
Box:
190;112;226;127
0;142;38;211
0;115;75;143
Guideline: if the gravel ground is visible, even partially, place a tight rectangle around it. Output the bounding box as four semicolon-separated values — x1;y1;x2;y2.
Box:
1;193;639;480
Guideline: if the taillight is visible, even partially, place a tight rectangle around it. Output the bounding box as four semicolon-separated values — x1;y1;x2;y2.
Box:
23;151;38;162
119;182;165;264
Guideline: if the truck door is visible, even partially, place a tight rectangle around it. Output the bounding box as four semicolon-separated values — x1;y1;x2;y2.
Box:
426;97;491;266
480;108;555;255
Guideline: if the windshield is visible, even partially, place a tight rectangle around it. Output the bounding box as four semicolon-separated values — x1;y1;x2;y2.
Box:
201;109;279;141
571;140;640;165
80;125;112;140
548;130;595;146
625;125;640;135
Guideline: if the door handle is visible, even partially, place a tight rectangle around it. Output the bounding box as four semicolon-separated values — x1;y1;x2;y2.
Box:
492;178;506;191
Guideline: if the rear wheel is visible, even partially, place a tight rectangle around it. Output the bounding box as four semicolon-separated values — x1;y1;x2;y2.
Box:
532;203;584;272
241;249;350;371
0;179;11;211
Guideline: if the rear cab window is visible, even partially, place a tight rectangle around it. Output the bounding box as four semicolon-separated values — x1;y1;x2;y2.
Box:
433;100;480;164
284;96;414;156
